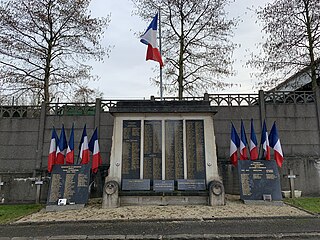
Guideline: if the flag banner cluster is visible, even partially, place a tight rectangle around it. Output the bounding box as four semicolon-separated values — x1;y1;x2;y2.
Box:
229;119;284;167
140;13;164;67
48;124;102;173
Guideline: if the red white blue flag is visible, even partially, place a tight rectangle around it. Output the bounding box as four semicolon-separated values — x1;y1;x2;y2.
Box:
140;13;164;67
269;121;284;167
66;124;74;164
48;127;58;172
249;119;259;160
240;120;248;160
89;128;102;173
230;122;240;166
56;124;67;164
79;124;89;165
260;120;271;160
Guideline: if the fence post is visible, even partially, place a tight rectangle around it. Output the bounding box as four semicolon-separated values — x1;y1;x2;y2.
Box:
314;88;320;142
258;90;266;128
95;98;102;135
35;102;47;172
34;101;47;204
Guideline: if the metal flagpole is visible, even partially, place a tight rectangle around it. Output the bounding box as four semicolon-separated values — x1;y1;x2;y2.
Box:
158;7;163;100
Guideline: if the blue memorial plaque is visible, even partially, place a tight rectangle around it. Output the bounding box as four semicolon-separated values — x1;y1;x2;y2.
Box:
47;164;90;206
122;179;150;190
177;179;206;191
238;160;282;201
153;180;174;192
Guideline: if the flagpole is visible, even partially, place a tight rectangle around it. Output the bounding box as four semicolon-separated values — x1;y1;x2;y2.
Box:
158;7;163;101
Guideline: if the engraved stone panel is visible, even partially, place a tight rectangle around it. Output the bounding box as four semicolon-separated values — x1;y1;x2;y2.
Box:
165;120;184;180
143;121;162;180
47;165;90;206
122;120;141;179
186;120;206;179
238;160;282;201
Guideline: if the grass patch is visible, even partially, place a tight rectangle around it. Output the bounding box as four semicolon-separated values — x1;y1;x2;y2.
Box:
0;204;43;224
284;197;320;214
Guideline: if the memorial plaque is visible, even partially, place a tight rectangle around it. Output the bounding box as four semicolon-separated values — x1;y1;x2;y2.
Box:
177;179;206;190
186;120;206;179
153;180;174;192
143;121;162;180
238;160;282;201
122;120;141;179
122;179;150;190
47;164;90;206
165;120;184;180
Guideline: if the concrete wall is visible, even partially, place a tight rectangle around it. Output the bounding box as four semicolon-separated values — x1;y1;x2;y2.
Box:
0;91;320;203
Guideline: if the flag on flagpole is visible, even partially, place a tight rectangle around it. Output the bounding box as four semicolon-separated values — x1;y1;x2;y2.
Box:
260;120;271;160
269;122;284;167
56;124;67;164
89;128;102;173
79;124;89;165
140;13;164;67
66;124;74;164
48;127;58;173
240;120;248;160
249;119;259;160
230;122;240;166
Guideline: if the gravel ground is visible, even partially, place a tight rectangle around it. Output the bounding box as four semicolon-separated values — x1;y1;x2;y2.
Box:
16;195;311;223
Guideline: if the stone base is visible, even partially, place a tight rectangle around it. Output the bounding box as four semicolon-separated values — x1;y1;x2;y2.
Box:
45;204;85;212
120;195;208;206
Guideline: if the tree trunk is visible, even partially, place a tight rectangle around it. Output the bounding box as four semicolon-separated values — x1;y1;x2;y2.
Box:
178;8;184;100
304;0;318;91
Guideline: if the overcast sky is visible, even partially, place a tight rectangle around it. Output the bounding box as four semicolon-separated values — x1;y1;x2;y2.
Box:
88;0;272;99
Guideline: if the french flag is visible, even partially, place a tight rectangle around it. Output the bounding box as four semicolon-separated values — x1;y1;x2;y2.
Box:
260;120;271;160
249;119;259;160
240;120;248;160
269;122;284;167
140;13;164;67
56;125;67;164
79;124;89;165
230;122;240;166
66;124;74;164
48;127;58;173
89;128;102;173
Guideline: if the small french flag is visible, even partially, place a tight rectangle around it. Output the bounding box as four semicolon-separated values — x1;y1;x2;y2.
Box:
56;125;67;165
79;124;89;165
269;122;284;167
89;128;102;173
66;124;74;164
240;120;248;160
48;127;58;173
249;119;259;160
260;120;271;160
140;13;164;67
230;122;240;166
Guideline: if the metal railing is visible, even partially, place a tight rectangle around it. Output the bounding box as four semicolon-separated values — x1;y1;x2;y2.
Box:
0;91;316;118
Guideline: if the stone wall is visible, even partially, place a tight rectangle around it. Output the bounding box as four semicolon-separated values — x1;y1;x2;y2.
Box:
0;91;319;203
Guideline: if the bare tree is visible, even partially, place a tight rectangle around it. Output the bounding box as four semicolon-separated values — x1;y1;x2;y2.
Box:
133;0;237;99
72;86;103;103
0;0;110;103
248;0;320;90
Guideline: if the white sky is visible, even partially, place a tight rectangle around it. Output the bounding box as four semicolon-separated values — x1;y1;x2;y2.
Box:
88;0;272;99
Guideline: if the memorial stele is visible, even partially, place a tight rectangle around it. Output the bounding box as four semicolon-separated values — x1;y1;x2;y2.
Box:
102;99;225;207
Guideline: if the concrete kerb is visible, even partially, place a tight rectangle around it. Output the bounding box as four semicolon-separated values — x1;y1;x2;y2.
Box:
3;232;320;240
6;214;319;227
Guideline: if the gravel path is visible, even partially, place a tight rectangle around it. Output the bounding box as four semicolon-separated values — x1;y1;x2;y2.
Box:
16;195;311;223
